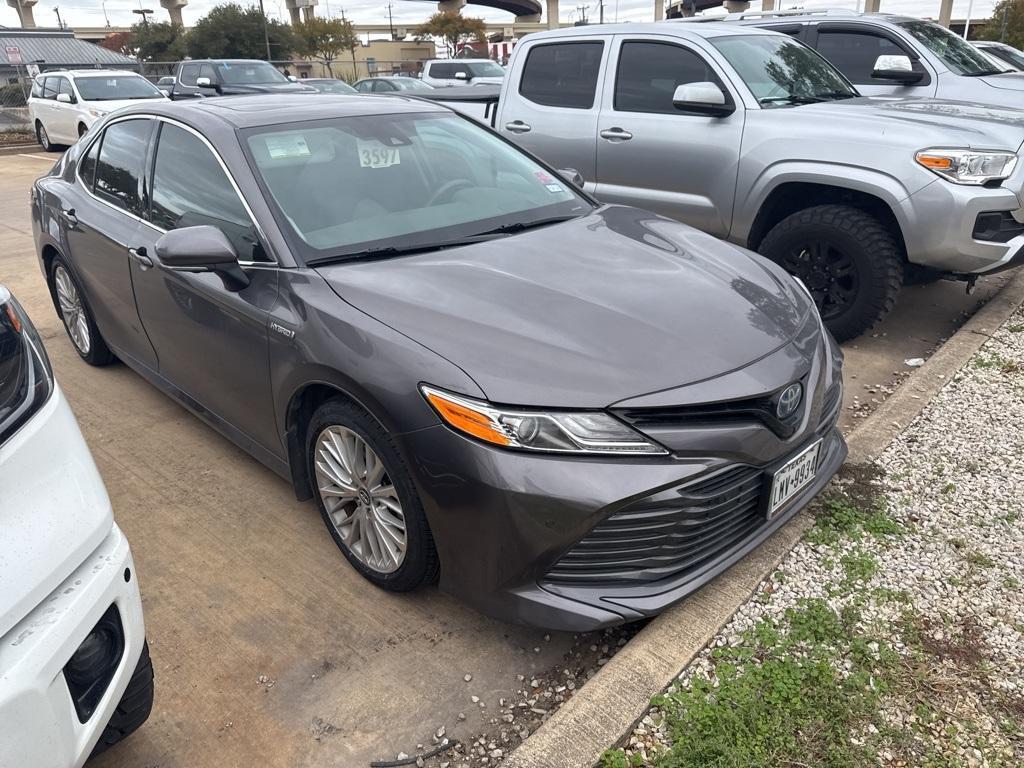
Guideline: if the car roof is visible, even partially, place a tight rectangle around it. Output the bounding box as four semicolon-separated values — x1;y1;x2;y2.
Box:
114;93;448;129
728;11;920;25
40;68;144;78
524;20;786;41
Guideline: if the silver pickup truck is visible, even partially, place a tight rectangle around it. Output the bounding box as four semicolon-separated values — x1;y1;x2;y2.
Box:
427;23;1024;341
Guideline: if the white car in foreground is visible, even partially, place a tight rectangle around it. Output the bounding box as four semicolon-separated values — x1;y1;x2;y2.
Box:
28;69;167;151
0;284;152;767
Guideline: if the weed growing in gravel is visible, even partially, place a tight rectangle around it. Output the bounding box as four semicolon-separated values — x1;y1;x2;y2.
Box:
973;352;1020;374
805;491;903;547
965;550;996;569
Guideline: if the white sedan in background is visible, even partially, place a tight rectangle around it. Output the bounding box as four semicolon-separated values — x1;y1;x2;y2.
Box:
0;283;153;767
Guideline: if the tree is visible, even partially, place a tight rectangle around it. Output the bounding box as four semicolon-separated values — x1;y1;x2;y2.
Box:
131;20;187;62
186;3;296;60
414;11;487;59
294;17;358;77
979;0;1024;48
100;30;134;57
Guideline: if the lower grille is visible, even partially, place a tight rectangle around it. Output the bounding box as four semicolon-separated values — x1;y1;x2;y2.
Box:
544;465;765;586
817;383;842;437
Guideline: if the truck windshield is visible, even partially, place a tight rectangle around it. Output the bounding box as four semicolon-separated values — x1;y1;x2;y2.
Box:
243;112;591;262
982;44;1024;70
216;61;290;85
897;20;1005;76
711;35;858;107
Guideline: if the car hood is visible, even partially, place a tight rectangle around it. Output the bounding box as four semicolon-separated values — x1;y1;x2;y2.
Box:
805;96;1024;151
0;387;112;638
221;82;316;94
977;72;1024;92
83;97;167;113
315;206;813;408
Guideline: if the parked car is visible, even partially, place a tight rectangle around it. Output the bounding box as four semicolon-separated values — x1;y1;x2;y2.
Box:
421;58;505;87
304;78;358;94
720;10;1024;103
31;94;845;631
430;22;1024;341
28;69;166;151
0;283;153;766
974;40;1024;72
353;76;434;93
168;59;315;99
156;75;176;96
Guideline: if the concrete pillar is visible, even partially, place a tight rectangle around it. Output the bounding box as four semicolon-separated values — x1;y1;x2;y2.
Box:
7;0;37;28
761;0;775;10
301;4;314;20
547;0;559;28
517;11;542;21
722;0;750;11
438;0;467;11
863;0;880;11
159;0;186;26
938;0;952;27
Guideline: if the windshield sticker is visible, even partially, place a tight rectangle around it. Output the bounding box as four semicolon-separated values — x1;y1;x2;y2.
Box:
545;183;564;194
358;140;401;168
534;170;563;193
265;134;310;160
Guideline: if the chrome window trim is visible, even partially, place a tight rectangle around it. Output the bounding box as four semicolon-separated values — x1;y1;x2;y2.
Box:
74;112;279;267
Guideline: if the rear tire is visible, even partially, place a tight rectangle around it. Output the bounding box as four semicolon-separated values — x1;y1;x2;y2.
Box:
90;641;155;757
758;204;903;342
50;256;115;366
307;398;439;592
35;120;61;152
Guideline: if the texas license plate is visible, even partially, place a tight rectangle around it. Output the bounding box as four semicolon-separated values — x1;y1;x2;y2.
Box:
767;440;821;520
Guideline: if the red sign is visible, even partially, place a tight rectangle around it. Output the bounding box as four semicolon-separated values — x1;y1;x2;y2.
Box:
5;46;22;65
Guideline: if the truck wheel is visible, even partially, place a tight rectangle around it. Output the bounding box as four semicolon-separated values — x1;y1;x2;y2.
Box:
759;204;903;342
90;641;155;757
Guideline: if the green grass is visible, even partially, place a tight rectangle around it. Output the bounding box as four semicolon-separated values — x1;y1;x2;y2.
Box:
805;493;904;547
965;550;996;569
973;353;1020;374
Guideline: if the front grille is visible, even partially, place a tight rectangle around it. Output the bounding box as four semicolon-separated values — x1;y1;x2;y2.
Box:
817;383;842;437
544;465;765;586
615;380;806;439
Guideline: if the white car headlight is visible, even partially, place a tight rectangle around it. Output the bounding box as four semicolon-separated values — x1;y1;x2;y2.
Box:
916;148;1018;185
421;385;666;455
87;108;108;119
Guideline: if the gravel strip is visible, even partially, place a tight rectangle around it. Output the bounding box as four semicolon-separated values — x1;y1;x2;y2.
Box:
612;312;1024;767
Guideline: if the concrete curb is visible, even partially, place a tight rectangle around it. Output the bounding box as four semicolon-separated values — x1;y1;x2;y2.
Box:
504;270;1024;768
0;144;42;156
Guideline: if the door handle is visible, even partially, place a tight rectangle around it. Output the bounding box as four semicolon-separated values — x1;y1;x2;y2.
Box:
128;247;154;270
504;120;532;134
599;127;633;142
59;208;78;226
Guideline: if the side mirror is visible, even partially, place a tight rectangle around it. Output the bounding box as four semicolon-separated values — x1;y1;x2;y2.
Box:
287;75;298;82
195;76;219;90
56;92;74;104
672;82;735;117
454;71;469;81
557;168;585;190
154;226;249;291
871;54;925;84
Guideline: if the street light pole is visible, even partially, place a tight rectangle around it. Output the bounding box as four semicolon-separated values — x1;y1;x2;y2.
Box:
132;8;154;27
257;0;273;61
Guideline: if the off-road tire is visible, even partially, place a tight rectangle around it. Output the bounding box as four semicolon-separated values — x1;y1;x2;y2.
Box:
759;204;904;342
50;256;115;366
307;398;439;592
90;641;155;757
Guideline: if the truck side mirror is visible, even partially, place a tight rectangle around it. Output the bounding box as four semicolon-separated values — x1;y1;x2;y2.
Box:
454;71;469;81
672;82;735;118
872;55;925;84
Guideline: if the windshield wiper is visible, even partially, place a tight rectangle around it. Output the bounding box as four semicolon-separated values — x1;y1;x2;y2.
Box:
471;214;580;237
312;232;511;265
813;90;857;100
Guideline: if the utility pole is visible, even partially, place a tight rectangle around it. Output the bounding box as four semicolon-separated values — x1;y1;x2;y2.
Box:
598;0;604;23
53;6;64;28
132;7;153;28
257;0;273;61
387;2;396;40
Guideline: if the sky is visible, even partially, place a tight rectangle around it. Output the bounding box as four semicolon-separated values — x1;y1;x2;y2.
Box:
0;0;999;33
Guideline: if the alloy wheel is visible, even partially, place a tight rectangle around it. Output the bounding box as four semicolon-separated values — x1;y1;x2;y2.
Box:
314;425;407;574
781;241;859;322
54;265;91;355
37;122;50;150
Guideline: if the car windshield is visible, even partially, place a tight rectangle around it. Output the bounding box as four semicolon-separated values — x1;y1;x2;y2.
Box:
981;43;1024;71
711;34;857;107
216;61;289;85
393;78;432;90
75;75;164;101
466;61;505;78
311;80;357;93
244;112;592;262
897;20;1006;76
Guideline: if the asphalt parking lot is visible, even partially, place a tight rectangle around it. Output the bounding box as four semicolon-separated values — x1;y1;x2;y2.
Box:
0;150;1012;768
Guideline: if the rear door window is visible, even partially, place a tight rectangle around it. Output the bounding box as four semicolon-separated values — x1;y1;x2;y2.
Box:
93;119;154;216
519;41;604;109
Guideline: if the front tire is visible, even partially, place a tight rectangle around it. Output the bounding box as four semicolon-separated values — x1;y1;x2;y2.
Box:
35;120;60;152
50;257;115;365
759;204;903;342
90;641;154;757
307;398;438;592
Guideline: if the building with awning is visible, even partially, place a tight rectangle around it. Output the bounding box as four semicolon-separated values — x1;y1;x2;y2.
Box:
0;27;136;80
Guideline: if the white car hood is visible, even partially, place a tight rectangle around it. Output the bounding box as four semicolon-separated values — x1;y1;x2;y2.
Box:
0;386;112;638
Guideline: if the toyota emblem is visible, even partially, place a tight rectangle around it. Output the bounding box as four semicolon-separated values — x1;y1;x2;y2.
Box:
777;383;803;420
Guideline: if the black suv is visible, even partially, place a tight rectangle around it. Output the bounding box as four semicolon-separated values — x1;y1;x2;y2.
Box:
169;59;314;99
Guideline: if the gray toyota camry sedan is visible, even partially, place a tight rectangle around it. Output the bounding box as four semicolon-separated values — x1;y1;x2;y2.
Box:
32;95;846;630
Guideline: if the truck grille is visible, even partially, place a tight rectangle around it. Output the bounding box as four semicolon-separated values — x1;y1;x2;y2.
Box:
544;464;765;586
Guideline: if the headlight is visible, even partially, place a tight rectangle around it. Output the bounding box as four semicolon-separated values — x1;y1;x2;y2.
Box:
0;286;54;445
421;385;666;455
915;148;1017;185
87;108;107;119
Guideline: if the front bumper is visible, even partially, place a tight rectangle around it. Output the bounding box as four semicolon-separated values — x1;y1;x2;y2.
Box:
400;329;846;632
0;524;146;768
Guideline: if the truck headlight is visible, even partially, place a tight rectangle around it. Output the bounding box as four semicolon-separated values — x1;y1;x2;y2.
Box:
916;148;1018;185
421;385;666;455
